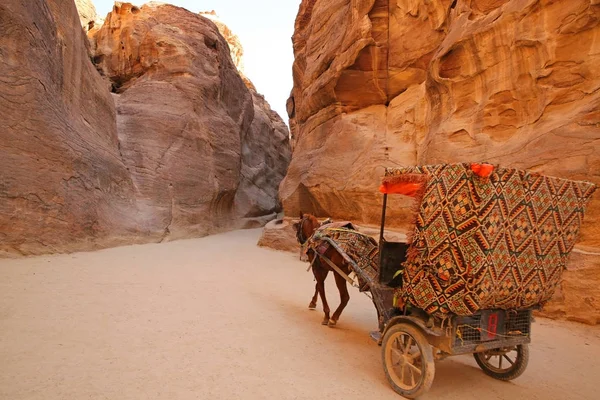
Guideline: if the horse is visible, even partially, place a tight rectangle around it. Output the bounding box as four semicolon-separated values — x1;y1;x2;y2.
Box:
293;212;353;327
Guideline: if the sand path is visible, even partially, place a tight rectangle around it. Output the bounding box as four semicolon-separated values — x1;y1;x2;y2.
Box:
1;229;599;399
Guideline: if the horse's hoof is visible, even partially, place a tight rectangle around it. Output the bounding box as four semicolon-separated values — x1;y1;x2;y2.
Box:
327;319;337;327
321;319;329;325
308;303;317;310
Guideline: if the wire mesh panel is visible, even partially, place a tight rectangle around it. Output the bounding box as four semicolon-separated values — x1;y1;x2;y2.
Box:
452;309;531;353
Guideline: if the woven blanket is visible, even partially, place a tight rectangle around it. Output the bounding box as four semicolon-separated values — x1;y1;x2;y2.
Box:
307;226;380;291
385;163;596;317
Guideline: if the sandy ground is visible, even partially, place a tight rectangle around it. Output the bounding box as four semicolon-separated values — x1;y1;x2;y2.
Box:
1;229;599;400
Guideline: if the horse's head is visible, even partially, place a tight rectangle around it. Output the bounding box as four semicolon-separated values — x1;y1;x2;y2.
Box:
293;212;320;245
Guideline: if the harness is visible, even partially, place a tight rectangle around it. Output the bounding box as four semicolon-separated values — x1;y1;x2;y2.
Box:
294;216;372;299
296;217;308;245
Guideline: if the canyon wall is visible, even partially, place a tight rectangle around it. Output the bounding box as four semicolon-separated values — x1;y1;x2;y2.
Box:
283;0;600;323
0;1;290;255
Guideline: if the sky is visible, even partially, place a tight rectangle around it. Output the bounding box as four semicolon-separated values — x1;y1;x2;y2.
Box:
94;0;301;123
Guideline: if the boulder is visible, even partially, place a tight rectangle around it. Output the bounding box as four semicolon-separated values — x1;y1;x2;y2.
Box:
257;219;300;253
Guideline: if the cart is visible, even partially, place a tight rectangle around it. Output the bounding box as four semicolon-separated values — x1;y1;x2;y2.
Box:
348;163;596;398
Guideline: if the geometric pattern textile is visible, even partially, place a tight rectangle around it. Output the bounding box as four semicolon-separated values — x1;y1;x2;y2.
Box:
306;224;380;292
385;163;596;317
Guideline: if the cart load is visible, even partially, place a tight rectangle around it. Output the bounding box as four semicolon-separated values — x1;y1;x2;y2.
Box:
382;163;596;317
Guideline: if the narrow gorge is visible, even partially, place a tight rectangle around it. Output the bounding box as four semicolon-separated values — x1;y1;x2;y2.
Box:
0;0;291;255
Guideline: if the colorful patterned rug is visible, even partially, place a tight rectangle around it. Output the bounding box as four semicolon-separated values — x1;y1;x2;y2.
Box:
306;225;380;291
385;163;596;317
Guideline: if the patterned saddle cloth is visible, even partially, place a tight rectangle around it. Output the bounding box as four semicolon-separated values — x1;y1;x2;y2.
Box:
307;224;380;291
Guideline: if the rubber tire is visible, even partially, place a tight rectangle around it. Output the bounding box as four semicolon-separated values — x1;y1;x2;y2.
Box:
473;344;529;381
381;323;435;399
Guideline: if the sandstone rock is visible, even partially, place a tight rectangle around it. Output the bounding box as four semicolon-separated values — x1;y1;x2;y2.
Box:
94;3;254;240
0;1;290;256
284;0;599;245
539;250;600;325
284;0;600;322
0;0;138;256
236;91;292;223
257;219;300;253
198;11;292;222
199;11;245;73
93;3;289;240
75;0;98;31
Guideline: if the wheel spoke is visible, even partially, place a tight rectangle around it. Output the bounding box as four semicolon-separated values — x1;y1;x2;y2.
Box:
409;350;421;361
395;336;404;352
391;348;403;366
499;355;503;369
404;336;413;355
407;365;415;387
406;362;422;376
503;354;515;366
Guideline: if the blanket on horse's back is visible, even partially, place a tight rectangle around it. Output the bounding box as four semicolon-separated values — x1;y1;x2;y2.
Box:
306;223;380;291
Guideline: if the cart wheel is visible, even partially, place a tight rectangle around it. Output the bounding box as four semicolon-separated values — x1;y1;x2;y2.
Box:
382;323;435;399
473;344;529;381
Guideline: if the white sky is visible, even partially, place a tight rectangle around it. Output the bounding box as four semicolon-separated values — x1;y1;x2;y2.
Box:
93;0;301;123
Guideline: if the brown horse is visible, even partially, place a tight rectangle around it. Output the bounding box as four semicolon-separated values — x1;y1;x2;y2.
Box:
293;212;353;327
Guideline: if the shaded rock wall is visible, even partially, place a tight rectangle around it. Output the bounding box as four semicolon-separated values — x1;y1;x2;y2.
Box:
196;11;293;225
1;1;291;255
0;0;138;256
94;3;255;239
235;91;292;226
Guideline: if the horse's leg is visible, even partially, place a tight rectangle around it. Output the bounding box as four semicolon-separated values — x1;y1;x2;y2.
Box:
308;255;319;309
307;255;319;309
328;267;350;327
309;282;318;309
314;264;330;325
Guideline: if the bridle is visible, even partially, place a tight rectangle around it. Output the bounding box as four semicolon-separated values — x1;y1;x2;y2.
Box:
296;216;333;245
296;216;308;245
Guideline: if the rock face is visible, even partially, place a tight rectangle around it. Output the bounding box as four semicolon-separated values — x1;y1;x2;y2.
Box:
284;0;599;243
92;2;290;240
0;1;290;255
93;3;253;240
199;11;245;74
0;0;137;256
540;250;600;325
236;91;291;227
197;11;292;225
75;0;98;31
283;0;600;322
